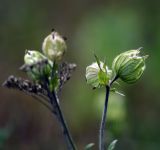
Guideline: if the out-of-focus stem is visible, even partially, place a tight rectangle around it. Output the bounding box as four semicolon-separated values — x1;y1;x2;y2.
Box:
46;88;77;150
43;63;77;150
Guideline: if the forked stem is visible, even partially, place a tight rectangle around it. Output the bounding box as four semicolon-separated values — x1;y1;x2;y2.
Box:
42;63;77;150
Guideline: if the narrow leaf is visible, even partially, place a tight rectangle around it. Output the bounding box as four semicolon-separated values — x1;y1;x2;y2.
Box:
110;88;125;96
108;140;118;150
115;91;125;97
103;58;107;69
94;54;101;69
84;143;95;150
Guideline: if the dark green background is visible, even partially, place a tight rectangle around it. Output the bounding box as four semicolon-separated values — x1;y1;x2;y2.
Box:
0;0;159;149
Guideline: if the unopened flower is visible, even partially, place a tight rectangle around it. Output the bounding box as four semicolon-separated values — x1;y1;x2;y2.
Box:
42;31;67;61
112;48;148;84
24;50;47;65
24;50;52;82
86;61;112;88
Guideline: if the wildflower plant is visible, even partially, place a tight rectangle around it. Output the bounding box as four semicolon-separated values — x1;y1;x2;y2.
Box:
85;48;148;150
2;28;148;150
3;30;77;150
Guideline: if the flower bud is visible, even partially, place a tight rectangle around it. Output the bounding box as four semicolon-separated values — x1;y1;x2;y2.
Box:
86;61;111;88
112;49;148;84
24;50;47;65
24;50;52;81
42;31;67;61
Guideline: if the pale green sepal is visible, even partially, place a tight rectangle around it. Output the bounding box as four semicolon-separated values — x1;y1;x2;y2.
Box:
86;61;111;88
98;70;109;86
24;50;53;83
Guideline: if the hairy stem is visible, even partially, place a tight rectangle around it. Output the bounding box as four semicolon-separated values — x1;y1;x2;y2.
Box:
99;86;110;150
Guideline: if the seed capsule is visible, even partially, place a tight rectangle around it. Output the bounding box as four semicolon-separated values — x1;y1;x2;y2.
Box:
42;31;67;61
112;49;148;84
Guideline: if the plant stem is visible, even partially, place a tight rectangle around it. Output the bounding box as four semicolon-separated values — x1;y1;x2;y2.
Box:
42;62;76;150
110;75;119;86
99;86;110;150
46;88;76;150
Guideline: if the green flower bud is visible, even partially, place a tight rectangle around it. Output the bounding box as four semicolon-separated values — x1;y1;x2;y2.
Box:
42;31;67;61
24;50;52;81
86;61;112;88
112;49;148;84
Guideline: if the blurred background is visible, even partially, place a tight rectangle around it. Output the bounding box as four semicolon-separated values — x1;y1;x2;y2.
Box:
0;0;160;149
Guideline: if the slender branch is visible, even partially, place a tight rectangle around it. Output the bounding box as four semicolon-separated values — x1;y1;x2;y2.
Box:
41;63;77;150
4;58;77;150
99;86;110;150
99;75;119;150
109;75;119;86
47;89;76;150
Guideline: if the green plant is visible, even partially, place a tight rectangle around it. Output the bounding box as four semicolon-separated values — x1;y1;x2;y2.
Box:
3;30;77;150
85;48;148;150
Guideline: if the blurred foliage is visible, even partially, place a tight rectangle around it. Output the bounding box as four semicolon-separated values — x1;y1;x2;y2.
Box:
0;127;11;149
0;0;160;149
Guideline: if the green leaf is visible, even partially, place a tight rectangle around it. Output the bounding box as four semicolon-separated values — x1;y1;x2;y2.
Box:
108;140;118;150
110;88;125;96
84;143;95;150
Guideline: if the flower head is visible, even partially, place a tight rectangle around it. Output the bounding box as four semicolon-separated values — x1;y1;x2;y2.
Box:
112;48;148;84
24;50;47;65
42;31;67;61
86;61;112;88
24;50;52;82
